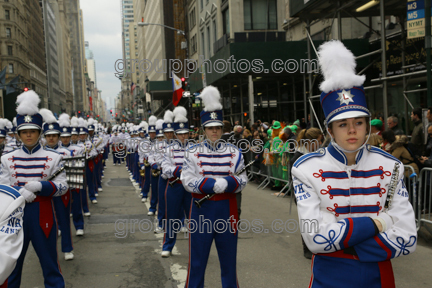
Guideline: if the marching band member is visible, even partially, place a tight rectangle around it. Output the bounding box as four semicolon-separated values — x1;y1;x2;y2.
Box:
39;109;74;261
59;114;86;236
2;120;19;155
160;106;192;257
110;125;121;165
0;119;9;157
0;185;25;287
138;121;151;202
143;116;157;212
181;86;248;288
291;40;416;287
154;111;175;233
148;119;164;217
0;90;68;288
88;119;103;195
71;117;90;217
78;118;98;204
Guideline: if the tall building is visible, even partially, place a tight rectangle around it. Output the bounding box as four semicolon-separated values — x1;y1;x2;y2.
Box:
120;0;135;117
57;0;74;114
65;0;87;113
85;41;97;87
26;0;48;108
40;0;63;114
0;0;31;118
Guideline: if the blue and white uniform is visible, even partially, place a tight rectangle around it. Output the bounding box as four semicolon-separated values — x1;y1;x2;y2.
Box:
0;185;25;287
0;143;68;288
160;139;193;252
292;144;417;287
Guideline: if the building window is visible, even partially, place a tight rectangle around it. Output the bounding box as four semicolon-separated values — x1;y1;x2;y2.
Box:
213;20;217;43
207;26;211;56
7;45;12;56
8;64;13;74
244;0;277;30
190;8;196;29
200;0;203;11
201;31;205;58
6;28;11;38
5;10;10;20
222;8;230;35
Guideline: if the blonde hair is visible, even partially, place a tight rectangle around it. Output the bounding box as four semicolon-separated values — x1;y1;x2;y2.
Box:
296;128;322;152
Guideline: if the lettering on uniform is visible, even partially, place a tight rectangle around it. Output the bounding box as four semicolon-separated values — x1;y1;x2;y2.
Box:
397;189;409;198
294;183;311;201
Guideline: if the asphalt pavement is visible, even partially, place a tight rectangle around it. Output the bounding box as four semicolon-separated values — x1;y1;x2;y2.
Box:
17;155;432;288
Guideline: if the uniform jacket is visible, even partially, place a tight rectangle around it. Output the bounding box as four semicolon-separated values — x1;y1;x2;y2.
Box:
291;143;417;262
180;141;247;194
0;185;25;285
161;140;192;180
0;143;68;197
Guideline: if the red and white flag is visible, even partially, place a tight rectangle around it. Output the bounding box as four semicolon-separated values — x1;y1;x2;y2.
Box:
172;72;184;107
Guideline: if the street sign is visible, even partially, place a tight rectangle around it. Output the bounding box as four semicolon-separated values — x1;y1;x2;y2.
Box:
137;108;144;114
407;0;432;39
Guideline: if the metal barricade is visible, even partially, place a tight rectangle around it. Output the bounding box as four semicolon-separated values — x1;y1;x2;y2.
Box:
63;156;86;189
418;167;432;231
403;165;418;218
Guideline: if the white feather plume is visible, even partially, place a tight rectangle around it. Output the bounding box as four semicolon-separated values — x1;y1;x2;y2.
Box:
71;116;79;127
173;106;188;123
87;118;95;126
318;40;365;93
12;118;16;127
0;119;8;130
58;113;70;127
149;115;157;126
139;121;148;131
39;108;57;124
6;120;13;129
121;123;125;127
156;119;164;130
163;110;174;124
16;90;40;115
199;86;223;112
78;118;88;128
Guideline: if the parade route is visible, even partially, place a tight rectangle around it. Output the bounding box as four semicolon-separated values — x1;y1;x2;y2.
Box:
18;156;432;288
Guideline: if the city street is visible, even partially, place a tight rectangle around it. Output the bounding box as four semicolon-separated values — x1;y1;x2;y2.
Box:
18;156;432;288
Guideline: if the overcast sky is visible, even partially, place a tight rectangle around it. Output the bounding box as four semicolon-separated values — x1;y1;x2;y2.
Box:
81;0;122;110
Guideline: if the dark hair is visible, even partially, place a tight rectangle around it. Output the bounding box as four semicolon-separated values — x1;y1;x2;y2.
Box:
222;120;232;133
381;129;396;144
412;108;422;119
428;107;432;113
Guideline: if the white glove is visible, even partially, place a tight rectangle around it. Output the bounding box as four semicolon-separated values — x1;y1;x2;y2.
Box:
213;178;228;194
141;166;145;170
161;174;168;180
25;181;42;193
19;188;36;203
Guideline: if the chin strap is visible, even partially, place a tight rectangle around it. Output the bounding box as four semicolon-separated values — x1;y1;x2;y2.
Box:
326;122;372;154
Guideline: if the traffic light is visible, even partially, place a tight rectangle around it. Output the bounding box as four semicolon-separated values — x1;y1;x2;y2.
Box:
181;77;186;90
78;111;81;114
244;113;248;117
110;109;113;114
23;87;28;92
87;115;89;118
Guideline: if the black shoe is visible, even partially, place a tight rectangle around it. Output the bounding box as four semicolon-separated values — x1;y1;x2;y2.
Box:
304;250;313;259
271;186;281;191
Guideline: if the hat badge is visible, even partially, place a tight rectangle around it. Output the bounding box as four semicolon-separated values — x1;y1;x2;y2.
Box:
80;128;83;131
72;128;76;131
179;123;184;128
336;89;355;105
49;124;54;129
24;115;33;123
167;123;171;128
210;112;217;120
63;128;67;132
